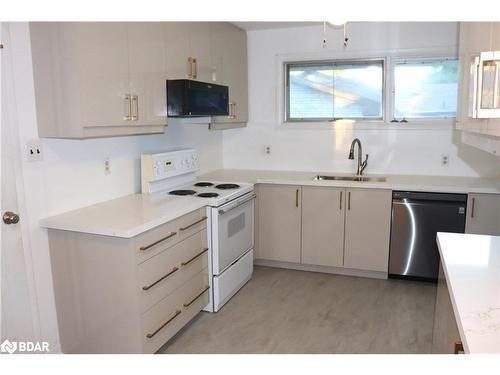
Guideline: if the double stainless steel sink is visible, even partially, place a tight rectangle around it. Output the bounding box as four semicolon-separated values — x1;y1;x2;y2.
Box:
314;175;387;183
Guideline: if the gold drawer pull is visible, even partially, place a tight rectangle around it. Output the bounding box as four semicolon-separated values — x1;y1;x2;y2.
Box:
181;247;209;266
139;231;177;251
183;286;210;308
142;267;179;291
179;216;207;231
146;310;181;339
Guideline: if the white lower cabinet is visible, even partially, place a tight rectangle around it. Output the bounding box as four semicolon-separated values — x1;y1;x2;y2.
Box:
343;188;392;272
257;184;301;263
48;207;209;353
256;184;392;275
301;186;345;267
465;193;500;235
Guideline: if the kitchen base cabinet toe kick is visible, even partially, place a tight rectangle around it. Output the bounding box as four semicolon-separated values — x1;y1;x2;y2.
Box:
48;207;209;354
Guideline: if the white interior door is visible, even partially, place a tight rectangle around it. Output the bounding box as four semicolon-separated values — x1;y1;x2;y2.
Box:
0;23;38;343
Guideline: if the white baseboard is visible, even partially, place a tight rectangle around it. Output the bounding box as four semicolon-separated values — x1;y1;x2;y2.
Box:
254;259;388;280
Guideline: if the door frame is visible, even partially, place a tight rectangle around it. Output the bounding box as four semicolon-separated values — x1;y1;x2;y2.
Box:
0;22;42;342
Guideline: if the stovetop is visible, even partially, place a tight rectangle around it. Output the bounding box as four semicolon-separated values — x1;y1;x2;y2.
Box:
167;180;254;207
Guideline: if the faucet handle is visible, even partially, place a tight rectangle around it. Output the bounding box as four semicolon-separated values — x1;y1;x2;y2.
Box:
364;154;369;163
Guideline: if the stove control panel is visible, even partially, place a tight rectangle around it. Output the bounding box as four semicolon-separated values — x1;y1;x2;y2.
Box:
141;149;198;193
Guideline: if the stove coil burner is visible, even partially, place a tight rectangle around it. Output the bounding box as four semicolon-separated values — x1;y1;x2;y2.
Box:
194;182;214;187
168;190;197;196
215;183;240;190
197;192;219;198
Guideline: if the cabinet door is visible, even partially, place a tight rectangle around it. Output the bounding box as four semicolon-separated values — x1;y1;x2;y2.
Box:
210;23;248;125
127;22;167;126
344;188;392;272
75;22;131;127
465;193;500;235
301;186;345;267
188;22;213;83
257;185;301;263
165;22;191;79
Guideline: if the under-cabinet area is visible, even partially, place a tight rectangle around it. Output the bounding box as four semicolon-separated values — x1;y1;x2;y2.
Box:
3;19;500;362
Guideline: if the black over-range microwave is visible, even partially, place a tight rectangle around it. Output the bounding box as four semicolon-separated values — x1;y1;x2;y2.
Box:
166;79;229;117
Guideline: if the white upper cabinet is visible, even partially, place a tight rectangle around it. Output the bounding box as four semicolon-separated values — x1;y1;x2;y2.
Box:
210;23;248;128
30;22;248;138
458;22;500;145
30;22;166;138
164;22;191;79
127;22;167;126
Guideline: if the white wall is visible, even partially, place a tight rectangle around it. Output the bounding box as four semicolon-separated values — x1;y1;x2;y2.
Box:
223;22;500;177
6;22;223;351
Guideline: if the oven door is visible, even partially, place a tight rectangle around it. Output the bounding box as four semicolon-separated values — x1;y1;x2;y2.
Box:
212;192;255;275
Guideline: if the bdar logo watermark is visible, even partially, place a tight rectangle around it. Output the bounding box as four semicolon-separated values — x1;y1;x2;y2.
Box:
1;339;49;354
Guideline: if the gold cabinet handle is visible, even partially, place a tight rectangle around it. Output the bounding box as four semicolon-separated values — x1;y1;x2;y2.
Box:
142;267;179;291
340;191;343;210
139;231;177;251
348;191;351;211
123;94;131;120
454;341;464;354
183;286;210;308
471;197;475;218
187;57;193;79
146;310;181;339
131;95;139;121
181;247;209;266
192;58;197;79
179;216;207;231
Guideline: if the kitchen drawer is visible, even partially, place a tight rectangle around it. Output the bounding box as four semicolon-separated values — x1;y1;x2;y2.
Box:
141;269;210;354
135;207;207;264
138;229;208;313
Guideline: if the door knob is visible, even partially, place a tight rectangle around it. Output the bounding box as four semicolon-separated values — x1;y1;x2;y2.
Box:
3;211;20;224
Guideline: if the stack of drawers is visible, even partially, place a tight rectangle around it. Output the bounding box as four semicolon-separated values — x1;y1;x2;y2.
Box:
135;208;210;353
48;207;211;353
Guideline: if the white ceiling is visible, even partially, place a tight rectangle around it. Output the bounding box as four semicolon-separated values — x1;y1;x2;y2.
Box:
231;22;320;31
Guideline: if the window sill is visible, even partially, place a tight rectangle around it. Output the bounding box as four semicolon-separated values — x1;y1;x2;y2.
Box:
277;119;456;131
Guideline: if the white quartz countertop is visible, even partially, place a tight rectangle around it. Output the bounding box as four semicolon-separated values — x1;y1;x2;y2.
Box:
40;169;500;238
436;232;500;354
200;169;500;194
39;193;207;238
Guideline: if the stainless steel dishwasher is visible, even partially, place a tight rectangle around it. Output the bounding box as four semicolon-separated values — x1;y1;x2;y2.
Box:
389;191;467;282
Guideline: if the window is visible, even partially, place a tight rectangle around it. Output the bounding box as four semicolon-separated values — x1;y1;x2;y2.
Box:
286;60;384;122
393;59;459;119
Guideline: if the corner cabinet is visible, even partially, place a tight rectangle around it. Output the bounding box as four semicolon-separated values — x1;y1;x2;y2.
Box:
30;22;248;139
257;184;301;263
209;23;248;129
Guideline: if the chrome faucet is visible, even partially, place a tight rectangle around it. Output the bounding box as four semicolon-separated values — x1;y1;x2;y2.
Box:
348;138;369;175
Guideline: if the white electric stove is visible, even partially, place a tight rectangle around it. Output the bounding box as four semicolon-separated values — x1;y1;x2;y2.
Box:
141;149;255;312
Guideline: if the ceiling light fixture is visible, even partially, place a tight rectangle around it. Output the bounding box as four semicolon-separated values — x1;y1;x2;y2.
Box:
322;21;349;49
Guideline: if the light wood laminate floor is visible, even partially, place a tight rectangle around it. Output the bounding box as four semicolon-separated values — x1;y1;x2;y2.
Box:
160;266;436;354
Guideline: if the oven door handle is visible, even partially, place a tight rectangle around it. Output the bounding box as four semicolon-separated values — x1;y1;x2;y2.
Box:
218;194;256;216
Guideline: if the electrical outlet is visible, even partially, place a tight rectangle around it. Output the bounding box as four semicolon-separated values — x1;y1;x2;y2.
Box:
264;145;271;155
441;154;450;167
104;158;111;175
26;140;43;162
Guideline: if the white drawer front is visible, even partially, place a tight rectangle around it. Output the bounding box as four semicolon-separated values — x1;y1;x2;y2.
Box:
138;229;208;312
141;269;209;353
135;207;207;264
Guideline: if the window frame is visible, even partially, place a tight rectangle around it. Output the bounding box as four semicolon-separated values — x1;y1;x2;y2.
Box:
284;58;386;123
390;56;459;121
